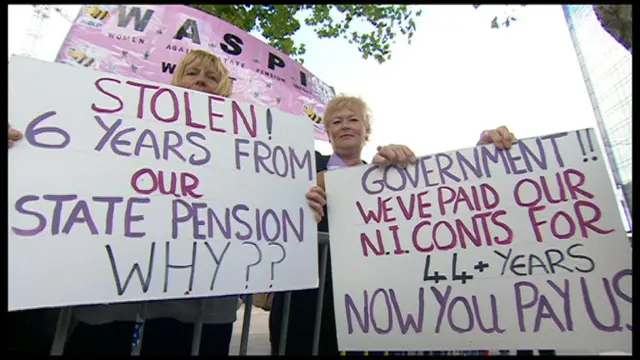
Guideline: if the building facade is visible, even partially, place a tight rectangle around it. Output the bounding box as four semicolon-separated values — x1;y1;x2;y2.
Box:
562;5;632;232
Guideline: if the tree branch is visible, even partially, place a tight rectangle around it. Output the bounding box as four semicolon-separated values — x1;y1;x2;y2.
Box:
593;5;632;53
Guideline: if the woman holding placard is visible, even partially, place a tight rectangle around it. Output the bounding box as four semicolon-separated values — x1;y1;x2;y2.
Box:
269;94;419;356
267;94;516;355
8;49;327;356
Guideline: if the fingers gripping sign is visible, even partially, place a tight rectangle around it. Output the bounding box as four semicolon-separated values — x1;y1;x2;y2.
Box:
372;144;417;168
478;125;516;150
8;123;23;148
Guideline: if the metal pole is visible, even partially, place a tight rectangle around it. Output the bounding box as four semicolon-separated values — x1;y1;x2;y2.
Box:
190;300;206;355
49;307;73;355
311;243;329;355
277;292;292;355
238;295;253;355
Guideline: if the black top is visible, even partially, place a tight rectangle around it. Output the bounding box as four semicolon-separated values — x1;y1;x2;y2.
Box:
314;150;331;171
314;151;331;233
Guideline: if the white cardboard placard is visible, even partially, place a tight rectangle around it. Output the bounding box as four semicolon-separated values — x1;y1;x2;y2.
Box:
325;130;631;353
8;55;318;311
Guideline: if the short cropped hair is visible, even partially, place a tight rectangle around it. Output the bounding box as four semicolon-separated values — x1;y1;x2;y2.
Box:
322;94;372;141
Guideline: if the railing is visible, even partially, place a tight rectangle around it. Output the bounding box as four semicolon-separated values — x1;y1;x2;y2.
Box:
23;232;330;356
12;232;554;356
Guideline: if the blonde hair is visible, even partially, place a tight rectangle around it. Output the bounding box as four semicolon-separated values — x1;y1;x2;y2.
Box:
323;94;372;140
171;49;233;97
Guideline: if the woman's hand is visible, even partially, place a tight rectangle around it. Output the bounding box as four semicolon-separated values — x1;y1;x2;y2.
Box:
478;126;516;149
8;124;23;148
372;144;417;168
306;185;326;223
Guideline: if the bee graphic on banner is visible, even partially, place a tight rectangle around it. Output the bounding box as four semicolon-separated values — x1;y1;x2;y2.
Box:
77;5;118;28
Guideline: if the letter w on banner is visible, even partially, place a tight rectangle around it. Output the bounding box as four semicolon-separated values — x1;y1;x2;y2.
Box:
55;4;335;141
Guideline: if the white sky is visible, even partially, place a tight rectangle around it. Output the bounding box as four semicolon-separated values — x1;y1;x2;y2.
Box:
7;5;629;230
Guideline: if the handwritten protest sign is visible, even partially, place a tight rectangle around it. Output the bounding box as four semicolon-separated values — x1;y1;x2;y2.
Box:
55;4;335;141
325;130;631;353
8;55;318;311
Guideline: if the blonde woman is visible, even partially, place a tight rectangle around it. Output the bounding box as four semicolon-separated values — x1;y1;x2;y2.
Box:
269;95;416;356
8;50;326;355
268;94;515;355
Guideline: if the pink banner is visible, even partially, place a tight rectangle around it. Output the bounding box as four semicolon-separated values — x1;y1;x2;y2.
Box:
55;5;334;141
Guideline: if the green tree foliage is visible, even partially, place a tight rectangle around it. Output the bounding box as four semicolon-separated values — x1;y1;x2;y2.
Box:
473;5;632;53
189;5;421;64
472;4;525;29
593;5;632;53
